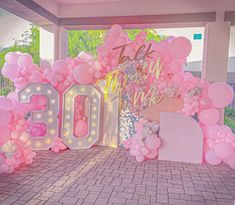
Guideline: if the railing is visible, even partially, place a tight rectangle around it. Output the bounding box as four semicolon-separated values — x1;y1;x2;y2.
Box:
0;74;14;96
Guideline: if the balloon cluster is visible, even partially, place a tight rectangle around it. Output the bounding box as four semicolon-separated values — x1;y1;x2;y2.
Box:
51;138;67;153
124;118;161;162
2;52;44;89
204;125;235;169
0;97;36;174
74;96;88;137
1;24;235;172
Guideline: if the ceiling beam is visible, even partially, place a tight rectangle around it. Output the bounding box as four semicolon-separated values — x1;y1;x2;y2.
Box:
0;0;56;26
60;12;216;29
225;11;235;26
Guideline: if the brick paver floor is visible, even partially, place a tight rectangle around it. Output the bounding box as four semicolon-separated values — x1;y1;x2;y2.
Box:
0;146;235;205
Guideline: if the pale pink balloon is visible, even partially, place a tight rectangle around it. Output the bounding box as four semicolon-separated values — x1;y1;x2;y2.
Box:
145;149;158;159
0;126;10;145
204;125;221;139
170;37;192;59
198;108;219;125
5;52;18;65
205;149;222;165
73;64;93;84
58;142;67;151
0;109;11;126
157;40;170;52
74;120;88;137
2;64;19;79
214;142;234;160
199;96;212;110
136;155;145;163
208;82;234;108
0;97;13;110
145;135;161;150
227;156;235;169
29;71;43;83
168;61;181;74
52;60;68;75
17;53;33;67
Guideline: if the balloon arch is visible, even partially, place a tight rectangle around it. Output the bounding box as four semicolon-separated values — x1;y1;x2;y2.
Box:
0;25;235;174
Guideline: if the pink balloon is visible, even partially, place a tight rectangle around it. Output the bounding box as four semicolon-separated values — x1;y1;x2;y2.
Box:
198;108;219;125
52;60;68;75
2;64;19;79
168;61;182;74
227;156;235;169
0;126;10;145
214;142;234;160
205;149;222;165
145;135;161;150
208;82;234;108
0;109;11;126
29;71;43;83
73;64;93;84
5;52;18;65
0;97;13;110
58;142;67;151
17;53;33;67
199;97;212;110
136;155;144;163
204;125;221;139
170;37;192;59
74;120;88;137
145;149;158;159
157;40;170;52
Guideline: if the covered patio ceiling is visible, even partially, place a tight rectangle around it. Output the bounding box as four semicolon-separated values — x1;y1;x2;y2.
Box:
0;0;235;29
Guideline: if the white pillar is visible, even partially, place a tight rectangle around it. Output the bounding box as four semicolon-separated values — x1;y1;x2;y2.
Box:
202;22;231;124
56;27;68;59
39;25;68;68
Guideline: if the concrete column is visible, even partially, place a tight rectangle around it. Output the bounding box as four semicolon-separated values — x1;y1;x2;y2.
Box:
202;22;231;124
56;27;68;59
39;25;68;67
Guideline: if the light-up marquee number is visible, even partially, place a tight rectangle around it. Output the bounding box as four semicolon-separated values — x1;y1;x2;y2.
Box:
62;85;103;149
19;84;59;150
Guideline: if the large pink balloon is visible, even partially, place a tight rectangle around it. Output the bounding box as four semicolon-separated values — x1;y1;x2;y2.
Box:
2;64;19;79
198;108;219;125
73;64;93;84
17;53;33;67
170;37;192;59
227;156;235;169
199;96;212;110
0;109;11;126
0;126;10;145
0;97;13;110
168;61;181;74
145;149;158;159
214;142;234;160
74;120;88;137
52;60;68;75
145;136;161;150
204;125;221;139
208;82;234;108
5;52;18;65
205;149;222;165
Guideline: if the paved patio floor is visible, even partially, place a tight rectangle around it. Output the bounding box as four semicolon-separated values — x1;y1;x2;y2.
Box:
0;146;235;205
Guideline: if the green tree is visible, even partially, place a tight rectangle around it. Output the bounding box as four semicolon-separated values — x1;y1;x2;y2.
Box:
67;29;167;57
0;25;39;68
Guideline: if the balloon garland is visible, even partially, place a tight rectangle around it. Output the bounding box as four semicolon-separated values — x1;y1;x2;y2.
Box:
0;24;235;175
